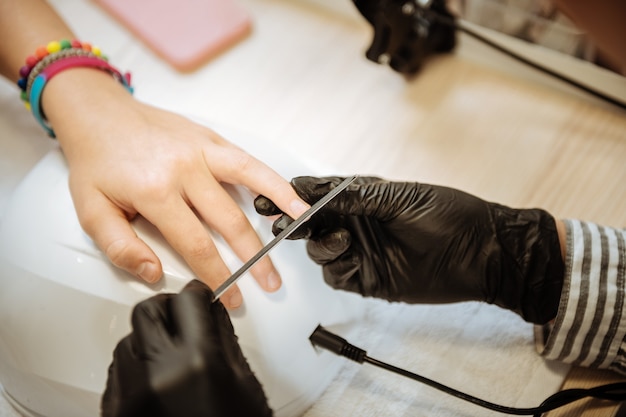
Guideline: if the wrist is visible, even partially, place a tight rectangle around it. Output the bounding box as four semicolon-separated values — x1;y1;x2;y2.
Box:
41;67;135;149
555;218;567;261
491;204;565;324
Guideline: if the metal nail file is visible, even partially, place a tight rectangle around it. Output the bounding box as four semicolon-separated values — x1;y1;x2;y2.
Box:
212;175;358;302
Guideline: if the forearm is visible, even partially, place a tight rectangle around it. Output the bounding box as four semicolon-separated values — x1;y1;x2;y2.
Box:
0;0;75;82
538;220;626;373
0;0;133;153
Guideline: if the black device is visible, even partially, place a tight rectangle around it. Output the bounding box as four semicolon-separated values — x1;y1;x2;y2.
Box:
353;0;457;75
352;0;626;109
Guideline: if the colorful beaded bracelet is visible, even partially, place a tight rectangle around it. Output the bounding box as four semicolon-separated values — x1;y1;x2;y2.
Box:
29;56;133;138
17;39;104;100
23;48;98;105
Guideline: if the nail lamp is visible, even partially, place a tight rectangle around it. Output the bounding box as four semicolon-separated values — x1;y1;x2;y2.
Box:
0;124;363;417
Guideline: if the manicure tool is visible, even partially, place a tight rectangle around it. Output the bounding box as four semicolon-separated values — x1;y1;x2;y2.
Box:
212;175;358;301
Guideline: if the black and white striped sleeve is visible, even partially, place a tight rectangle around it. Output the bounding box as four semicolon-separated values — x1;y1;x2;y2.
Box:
536;219;626;374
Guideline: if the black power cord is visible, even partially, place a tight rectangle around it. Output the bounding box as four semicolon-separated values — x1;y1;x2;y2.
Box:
309;325;626;416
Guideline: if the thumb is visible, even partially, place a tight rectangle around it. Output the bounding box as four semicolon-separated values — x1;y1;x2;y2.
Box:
75;192;163;283
306;228;352;264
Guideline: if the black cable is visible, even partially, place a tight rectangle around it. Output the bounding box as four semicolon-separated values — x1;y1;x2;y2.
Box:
309;325;626;416
420;7;626;111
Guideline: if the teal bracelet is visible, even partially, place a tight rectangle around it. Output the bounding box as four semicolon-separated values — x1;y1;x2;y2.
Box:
18;39;106;105
25;48;96;101
29;55;133;138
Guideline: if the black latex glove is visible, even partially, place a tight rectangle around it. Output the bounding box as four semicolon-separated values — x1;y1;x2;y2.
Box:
101;279;272;417
255;176;564;324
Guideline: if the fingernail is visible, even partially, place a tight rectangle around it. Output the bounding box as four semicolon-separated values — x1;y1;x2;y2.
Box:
266;271;282;291
137;262;160;283
275;215;293;231
290;199;309;217
228;291;243;308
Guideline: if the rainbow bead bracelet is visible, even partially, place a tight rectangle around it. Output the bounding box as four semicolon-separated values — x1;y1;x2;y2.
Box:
18;39;132;138
18;39;105;106
29;55;133;138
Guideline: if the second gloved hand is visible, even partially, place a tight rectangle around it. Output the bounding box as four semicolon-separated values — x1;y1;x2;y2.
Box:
101;280;272;417
255;176;564;324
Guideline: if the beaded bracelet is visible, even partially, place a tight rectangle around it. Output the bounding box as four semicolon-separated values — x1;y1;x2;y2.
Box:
17;39;104;106
25;48;97;102
29;56;133;138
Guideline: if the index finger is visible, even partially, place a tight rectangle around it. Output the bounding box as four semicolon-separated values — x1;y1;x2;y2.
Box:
207;146;310;219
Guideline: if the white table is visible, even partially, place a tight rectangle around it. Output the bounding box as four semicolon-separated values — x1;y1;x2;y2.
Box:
1;1;625;416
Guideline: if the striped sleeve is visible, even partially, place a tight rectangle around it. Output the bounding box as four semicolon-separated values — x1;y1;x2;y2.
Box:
536;219;626;373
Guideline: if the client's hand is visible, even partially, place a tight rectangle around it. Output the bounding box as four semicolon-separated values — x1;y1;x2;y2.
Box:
101;279;272;417
255;176;565;324
42;69;309;308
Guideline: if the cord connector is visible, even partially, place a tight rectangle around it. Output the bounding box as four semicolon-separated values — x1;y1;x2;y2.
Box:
307;324;626;415
309;324;366;363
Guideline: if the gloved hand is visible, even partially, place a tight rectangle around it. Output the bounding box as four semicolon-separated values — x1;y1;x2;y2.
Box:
101;280;272;417
255;176;564;324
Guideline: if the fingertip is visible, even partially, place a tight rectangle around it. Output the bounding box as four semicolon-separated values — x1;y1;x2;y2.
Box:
226;290;243;309
254;191;309;219
249;254;281;293
290;198;310;218
254;195;281;216
272;214;311;240
105;238;163;283
136;261;163;283
272;215;294;235
265;271;282;292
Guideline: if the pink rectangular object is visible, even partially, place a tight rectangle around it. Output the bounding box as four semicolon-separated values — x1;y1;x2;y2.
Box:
94;0;252;72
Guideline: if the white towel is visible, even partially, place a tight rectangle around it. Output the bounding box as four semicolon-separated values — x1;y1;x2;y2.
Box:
304;298;569;416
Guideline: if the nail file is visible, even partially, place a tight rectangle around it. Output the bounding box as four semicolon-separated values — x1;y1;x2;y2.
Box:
212;175;358;302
